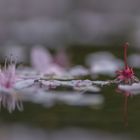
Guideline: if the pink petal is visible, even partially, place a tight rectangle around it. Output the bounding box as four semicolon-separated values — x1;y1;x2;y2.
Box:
0;71;6;86
4;64;16;86
31;46;53;72
53;48;70;68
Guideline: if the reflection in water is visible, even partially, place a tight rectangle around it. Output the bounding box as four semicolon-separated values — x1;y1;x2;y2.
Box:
0;124;135;140
22;90;104;108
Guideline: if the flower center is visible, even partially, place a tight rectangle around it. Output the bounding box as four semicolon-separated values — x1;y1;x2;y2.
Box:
122;69;133;78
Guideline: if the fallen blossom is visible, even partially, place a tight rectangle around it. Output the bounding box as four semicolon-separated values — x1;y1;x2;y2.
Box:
0;59;23;112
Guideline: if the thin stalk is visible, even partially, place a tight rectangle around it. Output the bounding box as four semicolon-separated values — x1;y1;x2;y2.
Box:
124;42;129;69
123;94;128;127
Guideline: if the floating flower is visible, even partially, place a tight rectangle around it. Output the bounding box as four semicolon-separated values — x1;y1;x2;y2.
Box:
115;43;140;127
30;46;68;77
115;42;139;84
0;59;24;112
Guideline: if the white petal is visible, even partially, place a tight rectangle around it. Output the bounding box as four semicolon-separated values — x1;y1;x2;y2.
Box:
14;79;35;89
69;66;89;77
118;83;140;95
86;51;123;76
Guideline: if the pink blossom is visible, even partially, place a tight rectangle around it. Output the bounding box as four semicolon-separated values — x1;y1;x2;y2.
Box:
115;43;139;127
0;64;16;89
116;42;139;84
31;46;67;76
0;60;23;112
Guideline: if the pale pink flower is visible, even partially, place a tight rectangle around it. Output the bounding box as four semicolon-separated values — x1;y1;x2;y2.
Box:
31;46;66;76
0;60;23;112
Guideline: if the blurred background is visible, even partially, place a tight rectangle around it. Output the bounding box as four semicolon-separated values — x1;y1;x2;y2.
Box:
0;0;140;47
1;0;140;140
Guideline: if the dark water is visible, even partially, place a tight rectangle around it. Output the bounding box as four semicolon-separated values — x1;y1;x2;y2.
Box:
1;86;140;140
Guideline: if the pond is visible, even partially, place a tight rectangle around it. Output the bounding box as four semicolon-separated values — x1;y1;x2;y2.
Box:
0;44;140;140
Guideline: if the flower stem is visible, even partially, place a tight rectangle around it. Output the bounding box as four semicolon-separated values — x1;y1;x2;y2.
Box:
124;42;129;69
124;94;128;127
